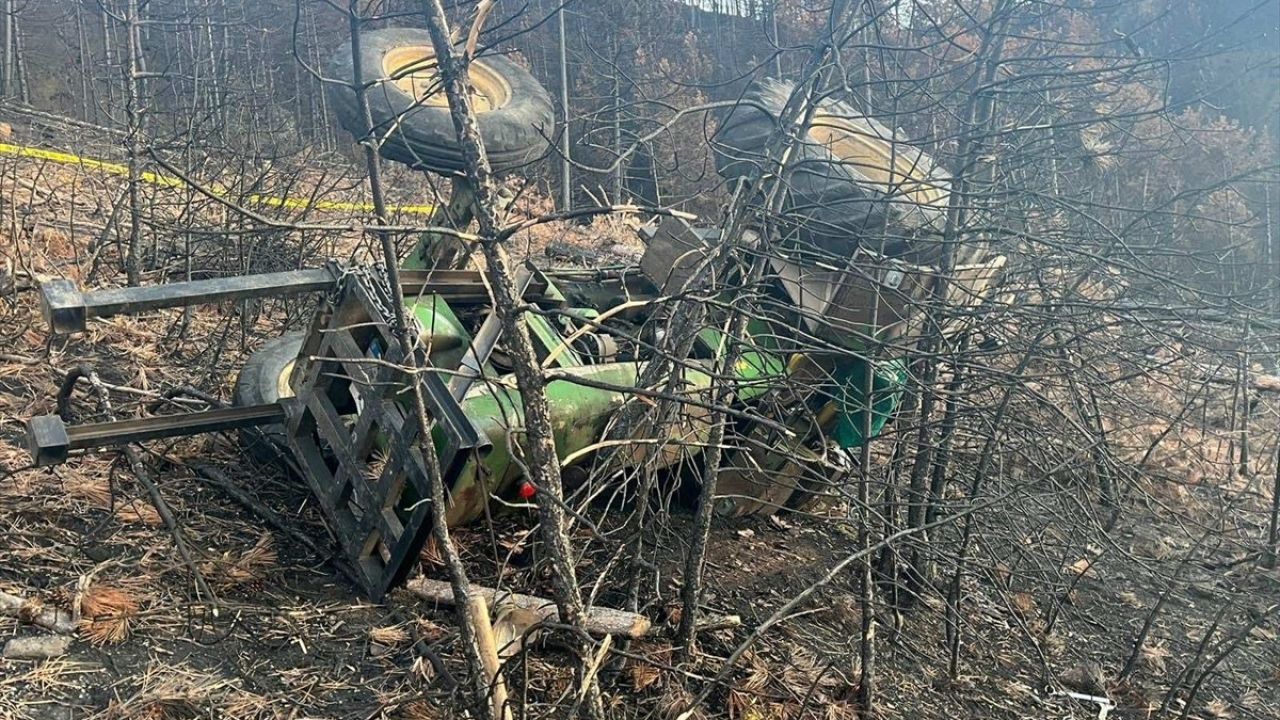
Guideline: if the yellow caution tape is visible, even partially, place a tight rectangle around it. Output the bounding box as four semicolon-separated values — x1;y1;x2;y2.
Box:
0;142;437;215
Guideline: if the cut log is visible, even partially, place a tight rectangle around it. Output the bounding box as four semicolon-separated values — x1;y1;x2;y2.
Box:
406;578;651;639
4;634;72;660
0;591;75;634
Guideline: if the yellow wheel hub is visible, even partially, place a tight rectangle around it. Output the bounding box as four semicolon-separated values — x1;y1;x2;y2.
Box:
808;112;948;210
277;360;296;400
383;45;511;113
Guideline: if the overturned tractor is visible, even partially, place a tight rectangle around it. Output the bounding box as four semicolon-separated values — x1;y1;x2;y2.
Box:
23;29;1003;599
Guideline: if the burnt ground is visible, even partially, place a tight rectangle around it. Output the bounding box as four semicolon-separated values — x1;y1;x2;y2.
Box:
4;449;1277;719
2;132;1279;719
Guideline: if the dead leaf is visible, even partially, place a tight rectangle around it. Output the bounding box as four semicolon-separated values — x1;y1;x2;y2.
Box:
497;531;531;555
737;528;755;540
1059;662;1106;695
1011;592;1037;619
629;663;662;692
78;584;140;645
1204;698;1235;719
420;536;444;567
1000;679;1035;700
1140;642;1170;674
993;562;1012;588
1042;631;1065;655
202;532;277;591
726;688;766;719
832;594;861;630
824;703;858;720
369;625;410;647
1064;558;1097;579
663;603;683;626
415;618;446;643
740;649;771;692
1248;626;1275;641
658;685;704;720
398;700;438;719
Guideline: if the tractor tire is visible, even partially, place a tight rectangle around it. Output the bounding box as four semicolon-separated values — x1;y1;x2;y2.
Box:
233;332;305;464
713;79;951;259
327;28;554;175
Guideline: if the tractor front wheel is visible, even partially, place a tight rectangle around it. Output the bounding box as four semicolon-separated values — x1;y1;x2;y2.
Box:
233;332;304;463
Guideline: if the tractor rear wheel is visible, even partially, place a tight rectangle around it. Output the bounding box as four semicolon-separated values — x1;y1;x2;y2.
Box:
326;28;555;175
713;78;951;260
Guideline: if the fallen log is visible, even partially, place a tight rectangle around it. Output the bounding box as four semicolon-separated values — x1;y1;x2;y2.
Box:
406;578;652;639
0;591;75;634
4;634;72;660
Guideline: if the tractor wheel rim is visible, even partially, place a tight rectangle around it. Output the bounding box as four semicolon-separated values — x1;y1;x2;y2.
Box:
383;46;511;113
808;111;948;209
276;360;296;400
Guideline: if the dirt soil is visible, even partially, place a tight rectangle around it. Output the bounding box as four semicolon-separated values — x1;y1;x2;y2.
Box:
1;129;1278;720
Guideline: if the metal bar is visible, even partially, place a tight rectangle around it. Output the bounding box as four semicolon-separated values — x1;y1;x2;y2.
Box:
26;404;285;466
87;270;338;313
67;404;284;448
378;327;486;461
44;266;552;334
448;267;534;401
398;268;547;299
42;267;340;333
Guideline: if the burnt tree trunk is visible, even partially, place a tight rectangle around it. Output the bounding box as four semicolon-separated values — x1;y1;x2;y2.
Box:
418;1;603;715
343;5;500;718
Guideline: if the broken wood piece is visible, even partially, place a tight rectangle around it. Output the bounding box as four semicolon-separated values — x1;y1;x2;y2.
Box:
465;0;496;59
465;593;513;720
406;578;652;639
4;634;73;660
0;591;76;634
577;634;613;705
492;602;546;659
694;614;742;633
